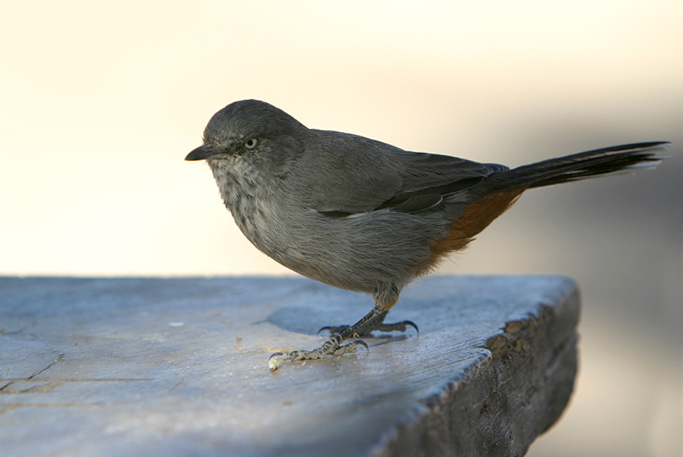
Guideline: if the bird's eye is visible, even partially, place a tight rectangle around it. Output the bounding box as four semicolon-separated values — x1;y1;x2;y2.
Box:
244;138;258;150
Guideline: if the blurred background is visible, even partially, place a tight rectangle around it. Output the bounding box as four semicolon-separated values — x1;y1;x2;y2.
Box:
1;1;681;455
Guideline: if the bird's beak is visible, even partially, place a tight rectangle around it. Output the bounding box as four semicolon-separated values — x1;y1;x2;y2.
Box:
185;145;215;161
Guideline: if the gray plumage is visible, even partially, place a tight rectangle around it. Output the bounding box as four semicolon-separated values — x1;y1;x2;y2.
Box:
187;99;665;308
186;99;667;368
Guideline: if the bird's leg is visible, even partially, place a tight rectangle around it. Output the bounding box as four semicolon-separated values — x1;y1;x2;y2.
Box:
269;306;391;368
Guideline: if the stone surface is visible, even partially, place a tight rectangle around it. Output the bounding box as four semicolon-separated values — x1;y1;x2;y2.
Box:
0;275;579;457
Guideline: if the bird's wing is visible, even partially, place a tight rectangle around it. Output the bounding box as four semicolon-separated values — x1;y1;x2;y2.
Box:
383;151;508;213
299;131;506;216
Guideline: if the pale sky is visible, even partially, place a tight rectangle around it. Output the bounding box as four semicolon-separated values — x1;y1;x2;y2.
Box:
1;0;680;276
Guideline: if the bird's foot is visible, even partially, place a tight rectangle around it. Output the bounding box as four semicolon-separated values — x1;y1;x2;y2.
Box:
318;320;419;337
268;337;368;371
268;306;415;371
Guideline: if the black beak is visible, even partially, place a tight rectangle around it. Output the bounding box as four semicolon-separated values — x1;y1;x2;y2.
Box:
185;145;215;161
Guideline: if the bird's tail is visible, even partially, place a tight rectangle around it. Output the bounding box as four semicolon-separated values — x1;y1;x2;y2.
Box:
489;141;668;191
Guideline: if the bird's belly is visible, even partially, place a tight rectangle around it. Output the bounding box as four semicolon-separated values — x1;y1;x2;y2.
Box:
219;174;451;293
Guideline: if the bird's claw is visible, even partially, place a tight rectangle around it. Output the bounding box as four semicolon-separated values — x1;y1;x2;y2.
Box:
379;319;419;335
319;320;419;337
317;325;350;336
333;339;369;355
268;339;369;371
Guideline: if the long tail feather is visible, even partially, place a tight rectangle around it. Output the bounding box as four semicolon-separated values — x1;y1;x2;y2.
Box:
491;141;669;190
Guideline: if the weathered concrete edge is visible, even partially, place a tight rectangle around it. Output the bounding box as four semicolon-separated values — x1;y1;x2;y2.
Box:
372;279;580;457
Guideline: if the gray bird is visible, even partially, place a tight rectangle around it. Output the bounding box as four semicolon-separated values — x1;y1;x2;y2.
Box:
185;99;666;371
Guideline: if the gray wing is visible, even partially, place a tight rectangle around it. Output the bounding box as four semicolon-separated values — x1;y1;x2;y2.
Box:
298;130;507;216
382;152;508;213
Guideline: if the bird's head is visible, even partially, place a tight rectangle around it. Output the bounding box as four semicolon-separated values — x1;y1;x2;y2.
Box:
186;99;306;177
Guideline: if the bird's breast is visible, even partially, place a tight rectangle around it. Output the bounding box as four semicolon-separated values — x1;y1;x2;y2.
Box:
208;158;294;257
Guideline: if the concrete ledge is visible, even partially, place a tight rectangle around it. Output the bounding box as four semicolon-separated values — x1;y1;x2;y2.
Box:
0;275;579;457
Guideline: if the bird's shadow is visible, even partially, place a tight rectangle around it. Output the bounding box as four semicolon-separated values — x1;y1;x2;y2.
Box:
253;279;465;337
260;306;335;335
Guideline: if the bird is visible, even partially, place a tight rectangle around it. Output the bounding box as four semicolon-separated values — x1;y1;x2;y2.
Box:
185;99;667;371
